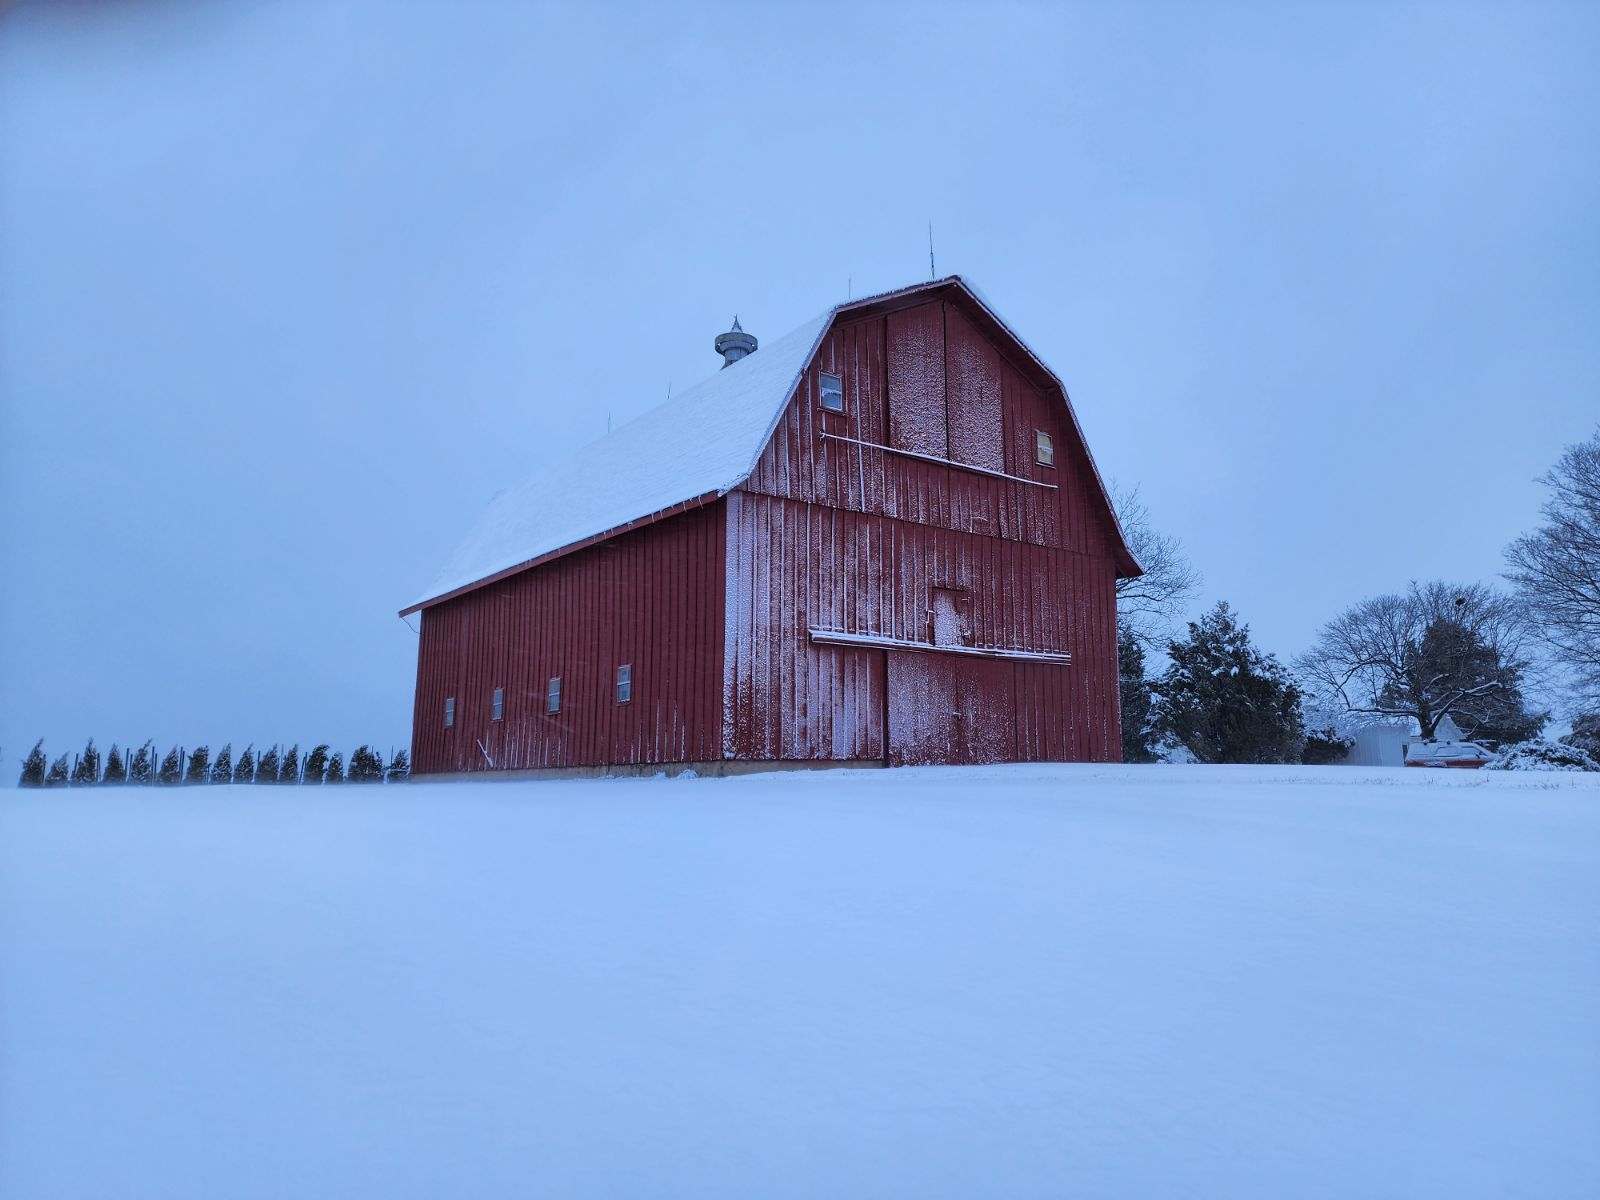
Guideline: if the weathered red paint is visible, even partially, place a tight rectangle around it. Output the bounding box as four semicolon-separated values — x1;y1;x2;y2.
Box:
409;282;1130;772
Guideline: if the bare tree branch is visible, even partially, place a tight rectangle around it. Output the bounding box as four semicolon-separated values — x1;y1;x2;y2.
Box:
1111;482;1200;648
1505;426;1600;708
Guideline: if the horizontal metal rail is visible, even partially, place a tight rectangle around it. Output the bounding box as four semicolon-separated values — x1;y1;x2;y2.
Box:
818;431;1058;490
808;626;1072;665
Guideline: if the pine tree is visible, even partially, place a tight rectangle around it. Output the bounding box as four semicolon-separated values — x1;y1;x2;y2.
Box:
1152;602;1305;764
348;745;383;783
210;743;233;784
256;745;280;784
385;749;410;783
19;740;46;788
185;745;211;784
157;747;182;785
130;741;156;784
324;751;345;784
1118;628;1156;763
103;743;127;785
280;744;300;784
235;744;256;784
45;753;70;787
69;739;101;786
304;744;330;784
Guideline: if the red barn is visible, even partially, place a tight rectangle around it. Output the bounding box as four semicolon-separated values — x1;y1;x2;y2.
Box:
401;277;1140;775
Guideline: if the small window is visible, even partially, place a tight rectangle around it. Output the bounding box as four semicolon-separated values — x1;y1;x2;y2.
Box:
615;663;632;704
819;371;845;413
547;676;561;715
491;687;504;721
444;697;456;728
1035;429;1054;466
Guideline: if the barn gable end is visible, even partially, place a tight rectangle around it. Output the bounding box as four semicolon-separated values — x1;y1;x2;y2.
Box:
724;287;1126;765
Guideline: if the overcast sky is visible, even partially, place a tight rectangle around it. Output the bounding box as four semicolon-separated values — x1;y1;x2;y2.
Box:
2;0;1596;763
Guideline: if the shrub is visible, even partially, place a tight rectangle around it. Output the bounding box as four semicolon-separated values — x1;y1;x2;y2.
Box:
210;744;233;784
325;751;344;784
1301;727;1354;765
234;745;256;784
256;745;280;784
304;744;329;784
280;744;300;784
184;746;211;784
45;753;70;787
129;741;156;785
19;740;47;788
156;747;182;786
385;749;410;783
71;739;101;786
348;745;384;783
1485;739;1600;772
103;743;127;785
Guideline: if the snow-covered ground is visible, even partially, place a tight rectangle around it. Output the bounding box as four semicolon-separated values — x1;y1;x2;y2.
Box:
2;765;1596;1199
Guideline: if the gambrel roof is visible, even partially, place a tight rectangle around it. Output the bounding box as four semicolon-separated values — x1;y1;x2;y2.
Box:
403;277;1139;616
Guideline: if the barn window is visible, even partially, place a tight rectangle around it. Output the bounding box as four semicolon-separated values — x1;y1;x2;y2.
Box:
444;697;456;728
491;687;504;721
547;676;561;714
1035;429;1054;466
819;371;845;413
616;663;632;704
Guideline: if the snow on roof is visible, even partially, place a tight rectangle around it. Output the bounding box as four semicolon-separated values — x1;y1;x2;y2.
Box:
406;310;831;612
405;276;1139;614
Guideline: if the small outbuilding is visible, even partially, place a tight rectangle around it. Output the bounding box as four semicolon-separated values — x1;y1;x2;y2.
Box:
402;277;1140;774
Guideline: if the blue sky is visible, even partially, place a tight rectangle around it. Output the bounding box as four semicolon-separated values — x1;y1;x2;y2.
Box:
2;0;1596;760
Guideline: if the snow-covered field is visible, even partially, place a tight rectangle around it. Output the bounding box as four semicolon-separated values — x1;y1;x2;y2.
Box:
2;765;1596;1199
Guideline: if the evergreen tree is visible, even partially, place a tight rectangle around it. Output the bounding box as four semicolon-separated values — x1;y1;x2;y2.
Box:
256;745;280;784
157;747;182;786
185;745;211;785
129;741;156;785
19;740;46;788
1388;616;1545;745
1563;713;1600;759
235;744;256;784
1118;627;1156;763
324;751;345;784
1152;602;1305;764
45;753;70;787
348;745;383;783
304;744;330;784
280;744;300;784
1301;727;1354;765
210;743;233;784
71;739;101;786
103;743;127;785
385;749;410;783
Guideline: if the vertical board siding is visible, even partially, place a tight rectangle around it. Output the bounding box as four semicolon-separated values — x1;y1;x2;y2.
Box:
724;493;1120;763
411;502;725;774
730;293;1124;765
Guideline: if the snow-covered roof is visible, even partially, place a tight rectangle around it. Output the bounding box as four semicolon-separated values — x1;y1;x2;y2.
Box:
404;277;1137;614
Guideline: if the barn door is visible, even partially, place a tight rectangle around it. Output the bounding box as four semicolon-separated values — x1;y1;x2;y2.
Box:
886;652;959;766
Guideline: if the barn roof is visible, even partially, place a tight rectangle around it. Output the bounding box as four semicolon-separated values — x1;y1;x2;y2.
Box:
403;277;1139;615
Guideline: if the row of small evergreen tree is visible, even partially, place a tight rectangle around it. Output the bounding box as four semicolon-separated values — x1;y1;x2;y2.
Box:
17;739;408;788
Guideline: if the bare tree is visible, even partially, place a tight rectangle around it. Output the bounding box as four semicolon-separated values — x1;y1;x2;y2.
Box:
1296;581;1536;740
1505;427;1600;707
1112;482;1199;647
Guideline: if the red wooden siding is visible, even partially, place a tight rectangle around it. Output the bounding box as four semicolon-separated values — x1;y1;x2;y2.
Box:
730;293;1123;765
411;502;725;773
723;492;1120;763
